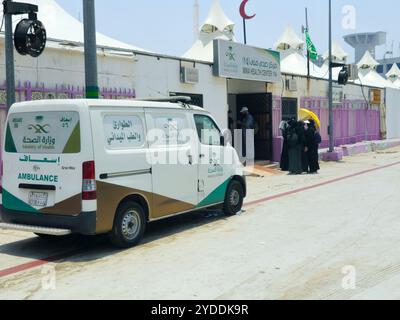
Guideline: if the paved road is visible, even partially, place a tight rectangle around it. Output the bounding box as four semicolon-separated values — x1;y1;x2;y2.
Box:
0;147;400;300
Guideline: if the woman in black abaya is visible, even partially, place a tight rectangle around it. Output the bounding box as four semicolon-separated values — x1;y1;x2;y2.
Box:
287;121;305;175
305;119;321;174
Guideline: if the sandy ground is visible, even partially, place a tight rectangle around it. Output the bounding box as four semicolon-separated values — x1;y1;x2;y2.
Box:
0;147;400;300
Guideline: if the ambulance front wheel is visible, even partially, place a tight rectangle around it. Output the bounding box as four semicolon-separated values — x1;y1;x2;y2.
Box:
223;180;244;216
109;201;146;248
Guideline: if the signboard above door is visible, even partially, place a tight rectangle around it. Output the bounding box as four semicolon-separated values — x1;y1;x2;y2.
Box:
213;39;281;83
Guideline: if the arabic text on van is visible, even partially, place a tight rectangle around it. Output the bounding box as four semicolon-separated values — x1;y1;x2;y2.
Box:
22;135;56;150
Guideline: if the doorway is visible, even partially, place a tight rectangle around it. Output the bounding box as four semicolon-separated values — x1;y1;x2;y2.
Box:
236;93;273;161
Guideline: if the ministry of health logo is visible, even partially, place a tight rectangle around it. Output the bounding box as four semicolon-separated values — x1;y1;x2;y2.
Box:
28;124;50;134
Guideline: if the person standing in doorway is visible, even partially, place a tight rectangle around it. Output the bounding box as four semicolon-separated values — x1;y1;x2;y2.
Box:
238;107;255;131
228;110;235;132
238;107;255;165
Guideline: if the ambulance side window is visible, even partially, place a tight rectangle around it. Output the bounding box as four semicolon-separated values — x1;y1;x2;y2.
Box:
194;114;221;146
103;115;145;150
151;114;190;147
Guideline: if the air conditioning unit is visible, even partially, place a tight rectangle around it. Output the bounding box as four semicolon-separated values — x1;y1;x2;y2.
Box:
346;64;358;81
286;79;297;91
180;67;199;84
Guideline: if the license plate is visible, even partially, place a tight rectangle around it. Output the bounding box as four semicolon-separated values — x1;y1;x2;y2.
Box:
28;192;48;207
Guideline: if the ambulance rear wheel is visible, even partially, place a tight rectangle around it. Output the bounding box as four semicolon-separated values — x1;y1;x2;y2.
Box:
223;180;244;216
110;201;146;248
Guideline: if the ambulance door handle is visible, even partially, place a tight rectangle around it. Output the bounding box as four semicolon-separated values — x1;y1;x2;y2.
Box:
188;155;193;165
19;184;56;191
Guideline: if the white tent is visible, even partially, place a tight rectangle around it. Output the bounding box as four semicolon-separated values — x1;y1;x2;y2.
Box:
386;63;400;80
392;79;400;88
386;64;400;88
357;51;379;69
274;26;304;51
183;0;235;62
322;41;348;62
355;68;397;89
319;41;348;80
0;0;148;52
354;51;396;88
280;50;325;77
275;26;324;77
201;0;234;34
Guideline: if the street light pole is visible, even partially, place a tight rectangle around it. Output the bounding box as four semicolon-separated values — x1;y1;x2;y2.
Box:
83;0;99;99
328;0;334;153
4;0;16;111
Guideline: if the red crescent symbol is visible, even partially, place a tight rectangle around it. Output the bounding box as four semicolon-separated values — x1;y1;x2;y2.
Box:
240;0;256;20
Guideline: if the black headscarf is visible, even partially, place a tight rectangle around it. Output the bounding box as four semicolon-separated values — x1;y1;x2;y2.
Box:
308;119;316;129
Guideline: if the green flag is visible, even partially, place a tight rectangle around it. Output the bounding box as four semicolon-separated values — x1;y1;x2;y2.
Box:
305;29;318;61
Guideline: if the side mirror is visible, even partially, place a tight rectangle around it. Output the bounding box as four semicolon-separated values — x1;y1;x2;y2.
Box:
220;129;232;146
220;135;225;146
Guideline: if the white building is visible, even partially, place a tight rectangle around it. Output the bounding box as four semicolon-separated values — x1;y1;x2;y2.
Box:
0;0;398;163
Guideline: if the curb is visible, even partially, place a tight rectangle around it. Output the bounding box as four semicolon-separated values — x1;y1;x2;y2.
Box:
319;139;400;161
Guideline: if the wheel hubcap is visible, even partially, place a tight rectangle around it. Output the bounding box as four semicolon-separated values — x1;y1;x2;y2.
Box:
230;189;240;207
121;210;140;241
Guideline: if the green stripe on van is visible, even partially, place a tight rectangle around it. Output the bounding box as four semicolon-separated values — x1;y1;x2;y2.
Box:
5;124;17;153
63;122;81;153
2;189;38;213
196;179;230;208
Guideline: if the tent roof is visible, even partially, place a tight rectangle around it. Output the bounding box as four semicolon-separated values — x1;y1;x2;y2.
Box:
183;32;232;62
274;26;304;51
355;68;397;88
201;0;234;34
357;51;379;69
281;50;324;77
323;41;348;62
386;63;400;79
393;79;400;89
183;0;234;62
0;0;149;52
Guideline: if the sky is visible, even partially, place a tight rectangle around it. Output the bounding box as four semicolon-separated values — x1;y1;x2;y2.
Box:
55;0;400;63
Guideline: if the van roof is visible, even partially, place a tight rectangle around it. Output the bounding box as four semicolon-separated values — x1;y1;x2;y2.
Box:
10;99;207;113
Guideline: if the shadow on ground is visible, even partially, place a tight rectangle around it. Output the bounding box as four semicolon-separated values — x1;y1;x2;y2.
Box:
0;208;233;266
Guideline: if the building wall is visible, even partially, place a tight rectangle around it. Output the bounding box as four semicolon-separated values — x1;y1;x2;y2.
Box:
0;40;228;141
132;56;227;128
386;88;400;139
0;39;389;164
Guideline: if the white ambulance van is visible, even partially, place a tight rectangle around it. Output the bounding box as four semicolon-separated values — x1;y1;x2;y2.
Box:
0;98;246;247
